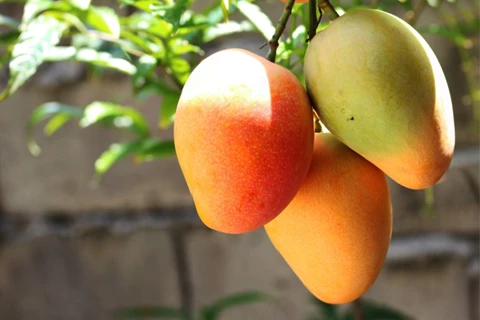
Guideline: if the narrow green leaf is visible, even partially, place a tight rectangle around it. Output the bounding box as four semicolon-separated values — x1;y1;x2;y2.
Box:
0;31;20;45
115;305;188;319
44;47;137;75
236;0;275;40
202;20;254;43
160;92;180;129
0;14;20;29
95;141;142;178
80;101;150;138
220;0;230;22
0;15;67;102
201;292;274;320
83;6;120;38
68;0;91;10
26;102;84;156
44;113;74;136
134;139;176;162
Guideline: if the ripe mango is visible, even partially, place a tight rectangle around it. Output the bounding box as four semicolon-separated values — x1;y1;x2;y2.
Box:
304;8;455;190
265;133;392;304
174;48;314;234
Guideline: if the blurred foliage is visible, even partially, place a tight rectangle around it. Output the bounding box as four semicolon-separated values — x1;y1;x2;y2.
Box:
115;291;274;320
114;291;415;319
0;0;477;181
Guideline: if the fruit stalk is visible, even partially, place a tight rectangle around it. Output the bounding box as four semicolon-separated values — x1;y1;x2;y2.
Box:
319;0;340;21
267;0;296;62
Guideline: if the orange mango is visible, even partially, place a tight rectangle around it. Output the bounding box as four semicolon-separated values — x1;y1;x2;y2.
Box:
304;9;455;190
265;133;392;304
174;48;314;234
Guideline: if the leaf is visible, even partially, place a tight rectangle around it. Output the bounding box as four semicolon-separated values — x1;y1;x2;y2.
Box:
343;301;414;320
26;102;84;156
82;6;120;38
115;305;188;319
168;57;191;85
160;92;180;129
236;0;275;40
79;101;150;138
202;20;254;43
0;15;67;102
0;14;20;29
132;54;158;88
68;0;91;10
0;31;20;45
134;139;176;162
150;0;193;31
221;0;230;22
200;292;273;320
44;113;74;136
44;47;137;75
168;38;203;55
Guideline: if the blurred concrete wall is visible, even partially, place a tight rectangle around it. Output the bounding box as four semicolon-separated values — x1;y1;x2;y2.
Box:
0;1;478;320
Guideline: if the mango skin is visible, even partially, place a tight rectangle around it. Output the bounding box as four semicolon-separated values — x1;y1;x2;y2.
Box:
265;133;392;304
304;9;455;190
174;48;314;234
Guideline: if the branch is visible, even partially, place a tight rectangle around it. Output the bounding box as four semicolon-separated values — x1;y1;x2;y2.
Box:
319;0;339;21
404;0;427;26
170;227;194;320
266;0;296;62
352;298;365;320
308;0;318;41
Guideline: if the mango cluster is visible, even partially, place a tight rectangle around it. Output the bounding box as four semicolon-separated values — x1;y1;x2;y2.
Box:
174;8;455;304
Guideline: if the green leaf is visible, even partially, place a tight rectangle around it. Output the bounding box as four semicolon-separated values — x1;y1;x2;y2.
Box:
80;101;150;138
82;6;120;38
44;113;74;136
168;38;203;55
134;139;176;162
0;14;20;29
27;102;84;156
68;0;91;10
202;20;254;43
221;0;230;22
150;0;193;31
0;31;20;45
200;292;273;320
168;57;191;85
132;54;158;88
0;15;67;102
235;0;275;40
115;305;188;319
44;47;137;75
160;92;180;129
343;301;413;320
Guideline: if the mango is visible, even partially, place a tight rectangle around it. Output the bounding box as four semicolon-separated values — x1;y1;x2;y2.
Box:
174;48;314;234
265;133;392;304
304;8;455;190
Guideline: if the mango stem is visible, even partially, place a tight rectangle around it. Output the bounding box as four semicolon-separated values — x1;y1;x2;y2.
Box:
266;0;296;62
